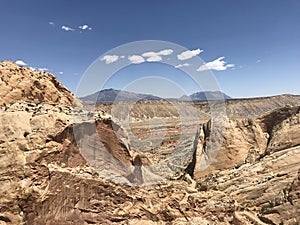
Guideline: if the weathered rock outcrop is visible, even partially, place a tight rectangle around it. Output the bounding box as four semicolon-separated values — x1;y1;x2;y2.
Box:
191;106;300;224
193;106;300;178
258;105;300;153
0;61;82;107
194;117;268;178
196;146;300;224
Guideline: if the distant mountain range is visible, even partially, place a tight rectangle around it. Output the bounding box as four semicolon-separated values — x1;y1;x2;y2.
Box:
80;88;231;103
80;88;161;103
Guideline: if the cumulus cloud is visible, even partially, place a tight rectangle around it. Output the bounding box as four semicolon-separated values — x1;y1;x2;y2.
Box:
128;55;145;64
197;57;234;71
142;49;173;62
15;60;27;66
142;52;159;58
177;48;203;60
101;55;119;64
61;25;75;31
157;49;173;56
142;53;162;62
174;63;190;68
79;24;92;31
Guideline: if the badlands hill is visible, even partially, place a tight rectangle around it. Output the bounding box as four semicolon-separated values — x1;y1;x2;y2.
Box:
0;61;299;224
0;61;82;107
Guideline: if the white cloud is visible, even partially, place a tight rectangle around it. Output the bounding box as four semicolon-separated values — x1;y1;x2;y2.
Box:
120;56;125;59
147;55;162;62
79;24;92;30
38;68;48;72
15;60;27;66
128;55;145;64
256;59;261;63
61;25;75;31
157;49;173;56
79;25;88;30
49;21;55;26
142;51;159;58
197;57;234;71
59;71;63;75
142;52;162;62
101;55;119;64
177;48;203;60
142;49;173;62
175;63;190;68
29;66;49;72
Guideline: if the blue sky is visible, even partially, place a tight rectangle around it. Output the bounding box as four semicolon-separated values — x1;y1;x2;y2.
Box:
1;0;300;98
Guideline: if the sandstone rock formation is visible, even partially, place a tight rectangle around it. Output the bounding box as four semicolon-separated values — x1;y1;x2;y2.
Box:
0;62;299;224
0;61;82;107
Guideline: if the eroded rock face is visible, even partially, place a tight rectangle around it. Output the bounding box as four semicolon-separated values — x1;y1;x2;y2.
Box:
258;106;300;153
194;117;269;178
0;102;80;224
194;106;300;178
191;106;300;224
197;146;300;224
0;61;82;107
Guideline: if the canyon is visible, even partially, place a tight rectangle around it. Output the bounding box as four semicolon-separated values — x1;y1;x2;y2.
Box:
0;61;299;224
